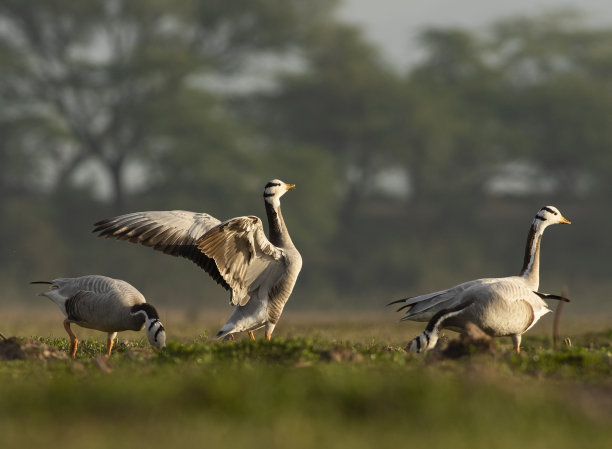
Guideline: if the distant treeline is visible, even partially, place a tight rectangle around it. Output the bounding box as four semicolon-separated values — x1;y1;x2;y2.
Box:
0;2;609;314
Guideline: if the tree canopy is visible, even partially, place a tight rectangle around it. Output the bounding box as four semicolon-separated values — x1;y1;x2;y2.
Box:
1;4;610;314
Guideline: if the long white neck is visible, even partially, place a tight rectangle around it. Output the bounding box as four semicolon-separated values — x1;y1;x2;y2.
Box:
265;196;293;248
519;220;547;290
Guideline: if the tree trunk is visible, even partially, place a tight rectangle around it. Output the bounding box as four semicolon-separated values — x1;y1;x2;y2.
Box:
109;160;125;214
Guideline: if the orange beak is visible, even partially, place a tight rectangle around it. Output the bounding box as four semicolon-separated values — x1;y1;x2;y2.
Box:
560;215;571;225
286;184;295;190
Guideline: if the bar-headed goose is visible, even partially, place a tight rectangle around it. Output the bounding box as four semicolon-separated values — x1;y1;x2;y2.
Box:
389;206;571;353
32;275;166;357
93;179;302;341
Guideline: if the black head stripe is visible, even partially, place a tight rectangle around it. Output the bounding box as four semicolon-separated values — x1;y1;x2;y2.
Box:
265;182;281;188
541;206;558;215
148;319;159;331
534;215;546;221
154;325;165;341
263;192;275;197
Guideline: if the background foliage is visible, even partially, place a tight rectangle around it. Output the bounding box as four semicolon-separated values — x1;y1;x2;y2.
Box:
0;1;609;316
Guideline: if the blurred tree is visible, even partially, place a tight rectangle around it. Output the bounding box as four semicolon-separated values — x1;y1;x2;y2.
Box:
0;0;336;212
245;22;409;294
402;29;505;213
2;3;612;309
253;23;407;224
489;10;612;198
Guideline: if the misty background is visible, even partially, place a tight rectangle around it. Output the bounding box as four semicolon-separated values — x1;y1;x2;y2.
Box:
1;0;610;321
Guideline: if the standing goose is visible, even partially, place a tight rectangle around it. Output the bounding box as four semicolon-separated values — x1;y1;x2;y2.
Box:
32;275;166;358
92;179;302;341
389;206;571;353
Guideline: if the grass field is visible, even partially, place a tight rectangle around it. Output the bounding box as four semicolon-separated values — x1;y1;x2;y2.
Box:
1;308;612;449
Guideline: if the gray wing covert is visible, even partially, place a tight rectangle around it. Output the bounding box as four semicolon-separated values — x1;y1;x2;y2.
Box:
196;216;284;306
64;290;99;323
93;210;229;289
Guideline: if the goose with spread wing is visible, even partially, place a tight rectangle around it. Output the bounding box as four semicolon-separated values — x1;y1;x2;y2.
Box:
93;179;302;341
389;206;571;353
32;275;166;357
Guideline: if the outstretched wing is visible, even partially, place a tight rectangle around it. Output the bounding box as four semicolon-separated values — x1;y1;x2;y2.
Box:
93;210;229;290
196;216;284;306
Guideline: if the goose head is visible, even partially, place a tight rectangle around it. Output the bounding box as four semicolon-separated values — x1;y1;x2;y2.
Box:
263;179;295;207
534;206;571;228
130;303;166;350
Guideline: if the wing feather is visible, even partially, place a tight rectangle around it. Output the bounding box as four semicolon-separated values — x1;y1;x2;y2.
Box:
65;290;98;323
93;210;229;289
196;216;283;306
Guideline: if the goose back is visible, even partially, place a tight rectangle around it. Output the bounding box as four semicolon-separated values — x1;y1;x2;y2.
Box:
441;278;550;337
44;275;148;333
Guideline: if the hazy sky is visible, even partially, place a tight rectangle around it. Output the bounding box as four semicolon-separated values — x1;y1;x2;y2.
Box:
338;0;612;68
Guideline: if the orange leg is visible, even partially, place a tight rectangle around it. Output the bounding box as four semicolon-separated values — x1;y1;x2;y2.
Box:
512;334;521;354
265;332;272;342
106;332;117;357
63;320;78;358
248;331;256;341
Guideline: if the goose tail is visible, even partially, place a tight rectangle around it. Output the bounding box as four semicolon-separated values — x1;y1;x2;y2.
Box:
533;291;570;302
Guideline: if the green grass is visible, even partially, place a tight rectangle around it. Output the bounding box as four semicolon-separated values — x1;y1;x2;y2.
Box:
1;328;612;449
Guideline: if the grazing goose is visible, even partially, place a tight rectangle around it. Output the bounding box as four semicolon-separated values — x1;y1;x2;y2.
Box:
32;275;166;358
389;206;571;353
92;179;302;341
